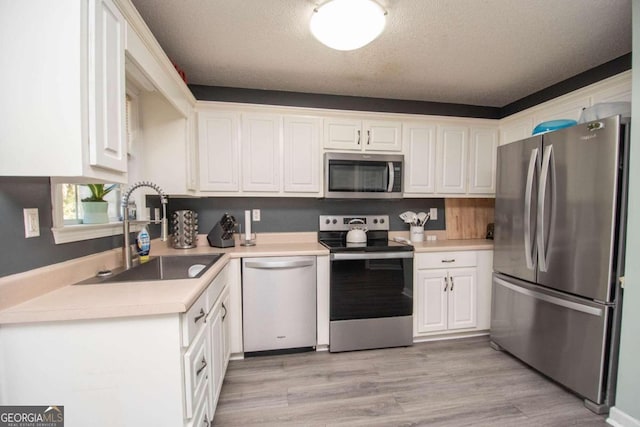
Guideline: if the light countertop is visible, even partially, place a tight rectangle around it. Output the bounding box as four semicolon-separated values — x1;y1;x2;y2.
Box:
0;233;492;325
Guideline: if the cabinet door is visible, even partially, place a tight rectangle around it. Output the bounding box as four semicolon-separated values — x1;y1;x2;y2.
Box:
415;270;448;334
363;120;402;151
283;116;321;193
468;127;498;194
209;301;224;408
500;117;534;145
221;288;231;369
242;114;281;192
447;268;477;330
88;0;127;173
436;126;468;193
324;118;362;150
198;111;240;191
403;123;436;194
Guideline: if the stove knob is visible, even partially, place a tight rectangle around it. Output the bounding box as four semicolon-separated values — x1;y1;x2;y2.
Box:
332;219;337;224
373;219;378;224
325;219;331;225
380;218;385;224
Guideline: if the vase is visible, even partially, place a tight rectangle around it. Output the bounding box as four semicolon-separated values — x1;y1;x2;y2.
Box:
82;201;109;224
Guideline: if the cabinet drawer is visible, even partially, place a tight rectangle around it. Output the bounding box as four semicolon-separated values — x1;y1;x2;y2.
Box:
416;251;477;269
184;326;210;419
182;290;208;347
186;383;211;427
206;265;228;309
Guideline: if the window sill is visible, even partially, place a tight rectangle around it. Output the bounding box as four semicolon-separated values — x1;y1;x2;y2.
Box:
52;222;143;244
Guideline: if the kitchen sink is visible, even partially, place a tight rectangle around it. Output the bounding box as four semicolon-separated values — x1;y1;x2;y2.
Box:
75;254;222;285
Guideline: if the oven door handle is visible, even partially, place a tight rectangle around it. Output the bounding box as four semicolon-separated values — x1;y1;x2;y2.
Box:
330;252;413;261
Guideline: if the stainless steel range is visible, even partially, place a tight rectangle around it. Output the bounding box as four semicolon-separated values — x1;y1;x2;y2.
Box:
318;215;414;352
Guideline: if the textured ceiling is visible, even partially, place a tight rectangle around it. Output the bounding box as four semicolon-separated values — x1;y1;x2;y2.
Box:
130;0;631;107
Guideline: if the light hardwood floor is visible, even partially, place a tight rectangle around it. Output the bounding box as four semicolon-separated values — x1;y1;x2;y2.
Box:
213;336;608;426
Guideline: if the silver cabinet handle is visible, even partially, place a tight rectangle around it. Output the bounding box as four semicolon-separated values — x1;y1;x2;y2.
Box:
367;130;371;145
443;276;449;292
222;302;227;321
524;147;539;270
196;357;207;376
244;260;314;269
357;130;361;145
193;308;206;323
441;259;455;263
450;276;454;291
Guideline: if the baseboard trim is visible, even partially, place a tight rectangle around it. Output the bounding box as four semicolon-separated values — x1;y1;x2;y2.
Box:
413;331;489;343
608;407;640;427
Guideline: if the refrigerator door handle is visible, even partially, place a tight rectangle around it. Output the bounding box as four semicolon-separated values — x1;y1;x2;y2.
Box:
537;144;556;272
494;276;603;317
524;148;539;270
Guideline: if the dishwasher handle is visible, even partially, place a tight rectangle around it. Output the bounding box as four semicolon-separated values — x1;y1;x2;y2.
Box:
244;260;315;270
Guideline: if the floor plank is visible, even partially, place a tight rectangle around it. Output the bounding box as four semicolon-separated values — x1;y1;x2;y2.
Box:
213;336;608;426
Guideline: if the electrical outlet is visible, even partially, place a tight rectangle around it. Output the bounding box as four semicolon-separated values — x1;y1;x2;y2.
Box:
23;208;40;238
252;209;261;222
429;208;438;221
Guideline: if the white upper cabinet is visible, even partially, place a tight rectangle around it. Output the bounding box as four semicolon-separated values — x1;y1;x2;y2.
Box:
242;114;282;192
363;120;402;151
198;111;240;192
403;123;437;194
324;118;362;150
324;118;401;151
436;126;468;194
0;0;129;183
89;0;127;173
500;117;534;145
468;127;498;194
198;108;325;196
283;116;322;193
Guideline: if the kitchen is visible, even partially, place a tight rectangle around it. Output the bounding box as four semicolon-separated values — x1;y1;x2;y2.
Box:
0;0;638;426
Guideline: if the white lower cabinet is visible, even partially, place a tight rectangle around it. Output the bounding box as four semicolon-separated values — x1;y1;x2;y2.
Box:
416;267;477;334
0;263;232;427
414;250;492;339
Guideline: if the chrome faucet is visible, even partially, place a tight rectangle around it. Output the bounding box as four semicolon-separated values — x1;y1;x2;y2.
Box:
121;181;169;269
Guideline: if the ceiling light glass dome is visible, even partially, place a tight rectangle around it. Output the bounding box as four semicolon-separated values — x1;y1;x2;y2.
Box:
310;0;387;51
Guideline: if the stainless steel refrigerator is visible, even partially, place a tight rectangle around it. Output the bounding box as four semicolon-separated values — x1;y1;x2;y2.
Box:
491;115;629;414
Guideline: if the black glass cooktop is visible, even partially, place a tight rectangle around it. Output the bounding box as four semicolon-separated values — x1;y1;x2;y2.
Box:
319;238;413;252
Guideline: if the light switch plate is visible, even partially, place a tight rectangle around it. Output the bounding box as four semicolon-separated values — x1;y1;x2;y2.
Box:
252;209;261;222
24;208;40;238
429;208;438;221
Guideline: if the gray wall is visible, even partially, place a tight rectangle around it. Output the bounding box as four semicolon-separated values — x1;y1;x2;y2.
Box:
0;178;123;278
0;180;449;278
167;197;447;234
612;3;640;421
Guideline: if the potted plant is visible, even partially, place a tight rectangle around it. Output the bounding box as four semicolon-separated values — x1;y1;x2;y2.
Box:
81;184;117;224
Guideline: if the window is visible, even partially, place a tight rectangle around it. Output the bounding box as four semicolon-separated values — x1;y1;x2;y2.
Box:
61;183;122;225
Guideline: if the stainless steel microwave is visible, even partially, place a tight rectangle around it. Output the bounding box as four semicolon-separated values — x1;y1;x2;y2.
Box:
324;153;403;199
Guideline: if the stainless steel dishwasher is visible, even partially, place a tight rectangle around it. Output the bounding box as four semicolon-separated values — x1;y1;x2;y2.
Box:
242;256;317;353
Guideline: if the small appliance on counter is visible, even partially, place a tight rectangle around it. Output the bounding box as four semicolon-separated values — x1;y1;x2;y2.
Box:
485;223;494;240
171;210;198;249
207;213;237;248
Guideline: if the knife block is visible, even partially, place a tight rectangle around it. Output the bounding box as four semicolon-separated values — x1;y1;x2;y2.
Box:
207;213;236;248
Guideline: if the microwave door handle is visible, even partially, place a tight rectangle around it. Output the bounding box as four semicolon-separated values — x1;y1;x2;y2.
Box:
387;162;394;192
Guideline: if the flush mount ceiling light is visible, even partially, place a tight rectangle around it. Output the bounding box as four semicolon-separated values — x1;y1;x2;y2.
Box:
310;0;387;51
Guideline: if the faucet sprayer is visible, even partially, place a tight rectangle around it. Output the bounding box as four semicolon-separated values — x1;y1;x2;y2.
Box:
121;181;168;269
